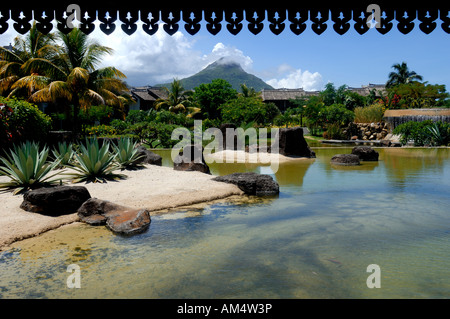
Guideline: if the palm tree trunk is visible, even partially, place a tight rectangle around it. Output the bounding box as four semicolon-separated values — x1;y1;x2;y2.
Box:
72;94;81;137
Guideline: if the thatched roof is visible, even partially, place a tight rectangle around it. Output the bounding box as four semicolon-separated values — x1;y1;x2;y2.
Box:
131;87;169;101
261;89;319;101
262;84;386;101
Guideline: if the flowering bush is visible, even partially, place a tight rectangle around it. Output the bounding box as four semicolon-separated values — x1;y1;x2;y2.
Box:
0;97;52;150
85;125;117;137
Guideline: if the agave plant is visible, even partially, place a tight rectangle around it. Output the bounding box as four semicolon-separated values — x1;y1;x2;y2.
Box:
427;123;445;146
111;137;145;169
0;141;62;194
52;142;75;168
69;138;124;183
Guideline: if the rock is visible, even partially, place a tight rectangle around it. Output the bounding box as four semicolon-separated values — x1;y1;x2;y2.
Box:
106;209;151;236
20;186;91;216
212;172;279;196
331;154;360;166
135;146;162;166
351;146;379;161
277;127;315;158
380;140;392;147
173;144;210;174
77;198;151;235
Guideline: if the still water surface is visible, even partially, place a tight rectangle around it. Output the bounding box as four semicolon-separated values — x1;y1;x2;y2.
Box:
1;147;449;298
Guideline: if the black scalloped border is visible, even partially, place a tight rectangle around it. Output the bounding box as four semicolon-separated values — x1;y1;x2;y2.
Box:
0;5;449;36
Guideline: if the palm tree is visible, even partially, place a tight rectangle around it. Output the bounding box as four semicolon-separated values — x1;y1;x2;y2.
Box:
11;28;129;133
240;84;258;97
0;22;58;97
155;79;200;116
386;62;423;88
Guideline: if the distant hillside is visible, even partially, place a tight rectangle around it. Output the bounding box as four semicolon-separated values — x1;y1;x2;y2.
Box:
156;58;274;91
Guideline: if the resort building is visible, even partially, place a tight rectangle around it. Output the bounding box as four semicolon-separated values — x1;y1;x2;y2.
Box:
129;86;169;111
261;84;386;111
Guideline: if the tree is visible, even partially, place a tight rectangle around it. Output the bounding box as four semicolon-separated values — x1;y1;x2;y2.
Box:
192;79;237;120
221;95;280;126
239;84;258;98
0;22;58;97
386;62;423;88
386;82;449;108
155;79;199;117
13;28;129;134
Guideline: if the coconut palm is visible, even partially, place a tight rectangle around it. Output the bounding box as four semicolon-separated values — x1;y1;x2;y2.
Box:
0;22;58;97
155;79;200;116
13;28;129;133
386;62;423;88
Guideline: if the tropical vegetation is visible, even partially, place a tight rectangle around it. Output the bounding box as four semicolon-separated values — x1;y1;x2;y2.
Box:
68;138;124;184
1;24;450;195
0;141;61;194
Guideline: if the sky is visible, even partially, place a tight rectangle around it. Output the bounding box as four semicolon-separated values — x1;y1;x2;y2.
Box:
1;12;449;92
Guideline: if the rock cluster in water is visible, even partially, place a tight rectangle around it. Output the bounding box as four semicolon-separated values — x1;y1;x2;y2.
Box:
331;146;379;166
77;198;151;236
20;186;151;236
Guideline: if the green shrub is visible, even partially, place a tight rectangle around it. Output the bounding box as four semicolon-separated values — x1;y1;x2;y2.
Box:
126;110;156;124
111;137;145;169
52;142;75;168
0;141;61;194
393;120;450;146
320;104;355;126
0;97;52;146
85;125;117;137
324;123;345;140
127;122;179;148
110;119;130;134
354;104;385;123
221;96;280;126
69;138;124;183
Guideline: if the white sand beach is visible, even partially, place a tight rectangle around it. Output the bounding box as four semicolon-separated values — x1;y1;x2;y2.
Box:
0;164;243;251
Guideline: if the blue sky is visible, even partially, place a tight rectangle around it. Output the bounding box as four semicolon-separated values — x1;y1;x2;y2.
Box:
1;14;449;91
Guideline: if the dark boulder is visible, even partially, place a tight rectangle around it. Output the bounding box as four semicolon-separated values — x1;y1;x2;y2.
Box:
77;198;151;236
277;127;315;158
212;172;279;196
134;146;162;166
173;144;210;174
20;186;91;216
351;146;379;161
331;154;360;166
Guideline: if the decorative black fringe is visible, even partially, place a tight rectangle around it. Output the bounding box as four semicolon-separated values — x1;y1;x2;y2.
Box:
0;4;448;36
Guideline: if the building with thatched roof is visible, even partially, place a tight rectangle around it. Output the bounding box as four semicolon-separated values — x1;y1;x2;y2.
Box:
129;87;169;111
261;84;386;111
261;88;320;111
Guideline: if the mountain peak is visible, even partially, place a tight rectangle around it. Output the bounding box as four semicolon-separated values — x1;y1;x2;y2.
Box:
208;57;242;68
156;57;274;91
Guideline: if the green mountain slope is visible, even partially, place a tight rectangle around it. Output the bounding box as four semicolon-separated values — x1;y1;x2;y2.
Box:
157;58;274;91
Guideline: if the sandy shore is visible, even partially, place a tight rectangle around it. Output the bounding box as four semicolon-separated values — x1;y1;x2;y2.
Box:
205;150;313;164
0;164;243;251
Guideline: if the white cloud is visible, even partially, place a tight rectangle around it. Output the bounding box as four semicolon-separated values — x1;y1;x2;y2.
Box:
91;25;254;86
1;21;251;87
266;67;323;91
204;42;253;71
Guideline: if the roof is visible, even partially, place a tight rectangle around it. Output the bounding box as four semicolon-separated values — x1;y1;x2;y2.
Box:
262;84;386;101
131;87;169;101
261;89;319;101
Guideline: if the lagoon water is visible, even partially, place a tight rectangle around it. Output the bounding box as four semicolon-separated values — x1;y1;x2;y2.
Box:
1;147;449;298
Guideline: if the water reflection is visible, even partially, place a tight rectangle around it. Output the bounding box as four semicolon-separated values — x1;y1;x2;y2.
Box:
1;146;449;298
